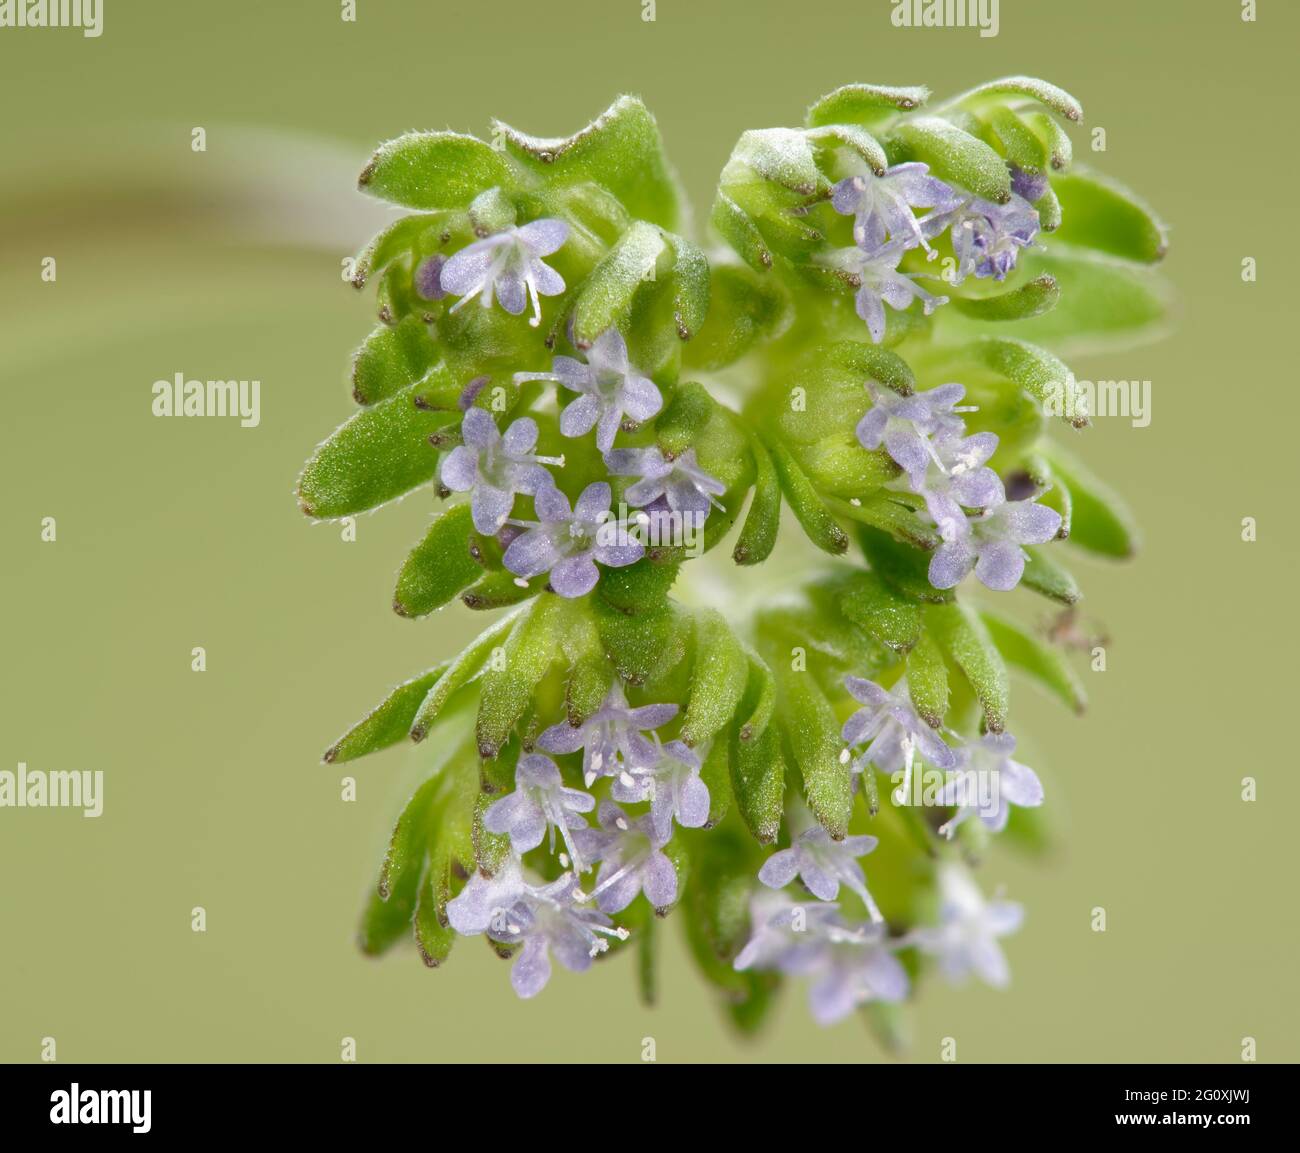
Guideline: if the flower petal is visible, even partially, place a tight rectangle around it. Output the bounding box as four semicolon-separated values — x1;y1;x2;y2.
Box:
550;553;600;598
502;416;539;457
974;539;1026;591
510;936;553;998
516;218;569;255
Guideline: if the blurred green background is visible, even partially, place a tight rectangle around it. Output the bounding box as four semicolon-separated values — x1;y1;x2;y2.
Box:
2;0;1296;1063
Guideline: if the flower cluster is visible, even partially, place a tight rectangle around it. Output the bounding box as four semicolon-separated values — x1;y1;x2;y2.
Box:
839;676;1044;837
436;291;725;596
823;162;1043;343
307;80;1166;1040
446;686;708;997
733;674;1039;1017
858;375;1063;593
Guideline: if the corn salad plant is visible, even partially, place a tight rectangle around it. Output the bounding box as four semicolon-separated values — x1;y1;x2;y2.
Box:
298;78;1166;1040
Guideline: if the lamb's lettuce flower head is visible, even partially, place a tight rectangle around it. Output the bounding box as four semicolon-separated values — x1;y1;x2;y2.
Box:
301;78;1167;1045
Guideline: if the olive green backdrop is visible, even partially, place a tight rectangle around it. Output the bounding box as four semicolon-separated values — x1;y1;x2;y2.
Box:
2;0;1295;1063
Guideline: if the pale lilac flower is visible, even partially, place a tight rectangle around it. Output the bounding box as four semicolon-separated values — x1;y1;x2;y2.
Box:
927;486;1063;592
482;753;594;869
573;802;677;914
842;676;957;805
823;240;949;344
536;683;677;787
413;253;447;300
515;328;662;453
439;218;569;326
1010;166;1049;203
831;163;961;255
919;428;1004;511
501;481;643;598
445;857;532;936
941;194;1040;283
734;893;909;1025
855;379;974;490
610;739;709;843
604;446;726;518
439;409;564;534
758;826;884;922
907;864;1024;989
733;893;851;974
466;870;629;999
938;732;1045;838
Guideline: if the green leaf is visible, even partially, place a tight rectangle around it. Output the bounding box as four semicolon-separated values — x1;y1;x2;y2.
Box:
968;336;1087;428
492;96;683;230
733;434;781;565
942;76;1083;124
837;570;922;653
982;106;1049;174
565;653;613;727
684;264;790;372
1035;183;1063;231
358;131;511;210
476;595;564;758
926;602;1009;732
410;609;526;742
731;720;785;845
298;376;457;518
729;127;822;193
806;123;888;175
1024;110;1072;172
393;504;482;618
950;274;1059;322
856;526;952;604
980;610;1086;714
360;774;439;954
570;221;665;348
1051;170;1168;263
472;791;514;876
828;492;938;549
778;666;853;839
1020;545;1082;605
594;600;689;687
681;610;748;749
323;662;450;764
1040;440;1139;557
738;654;777;743
770;441;848;555
700;736;734;827
667;233;710;340
711;190;773;272
414;862;455;968
806;83;930;129
1034;463;1072;539
352;214;445;289
656;381;715;459
460;568;540;611
596;555;680;613
957;249;1168;352
351;317;440;406
906;631;949;728
888;118;1011;203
